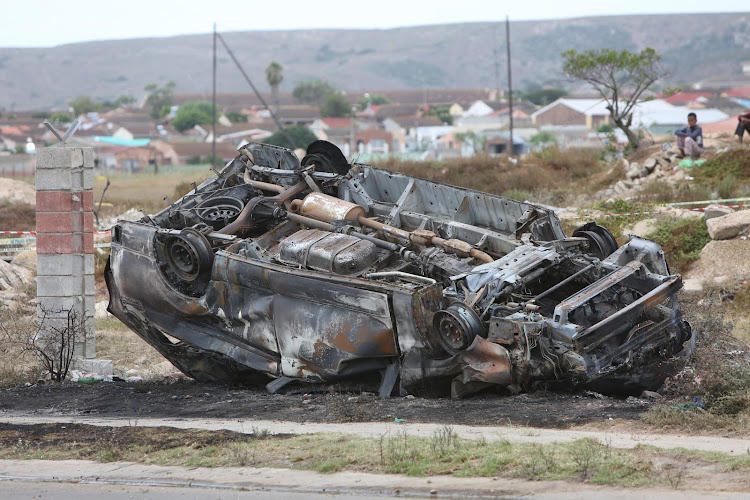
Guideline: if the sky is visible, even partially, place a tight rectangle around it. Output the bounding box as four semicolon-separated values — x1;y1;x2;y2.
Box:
3;0;747;48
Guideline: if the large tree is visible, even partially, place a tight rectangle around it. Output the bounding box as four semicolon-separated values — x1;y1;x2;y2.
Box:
292;80;336;105
561;48;664;150
265;61;283;116
320;93;353;118
144;81;176;120
171;100;215;132
263;125;317;150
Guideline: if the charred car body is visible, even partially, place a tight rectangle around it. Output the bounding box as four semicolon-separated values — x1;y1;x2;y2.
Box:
106;141;693;397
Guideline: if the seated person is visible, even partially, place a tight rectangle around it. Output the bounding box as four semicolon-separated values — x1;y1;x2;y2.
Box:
674;112;703;158
735;111;750;144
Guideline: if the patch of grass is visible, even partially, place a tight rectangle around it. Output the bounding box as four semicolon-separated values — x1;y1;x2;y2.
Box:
0;200;35;231
644;216;710;273
591;198;652;241
648;296;750;431
0;307;45;387
693;149;750;187
0;424;746;488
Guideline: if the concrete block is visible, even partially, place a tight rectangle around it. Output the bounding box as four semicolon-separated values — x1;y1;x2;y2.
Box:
82;167;94;190
36;169;72;191
37;296;83;317
707;210;750;240
82;147;94;170
73;358;113;376
37;254;88;276
71;170;84;191
37;275;86;296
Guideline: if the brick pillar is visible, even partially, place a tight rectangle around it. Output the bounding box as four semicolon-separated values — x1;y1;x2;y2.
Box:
36;147;111;375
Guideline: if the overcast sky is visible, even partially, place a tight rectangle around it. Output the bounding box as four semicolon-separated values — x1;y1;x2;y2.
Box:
3;0;747;48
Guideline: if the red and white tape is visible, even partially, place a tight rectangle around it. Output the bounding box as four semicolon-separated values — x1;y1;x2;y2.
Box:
558;204;750;221
0;230;112;235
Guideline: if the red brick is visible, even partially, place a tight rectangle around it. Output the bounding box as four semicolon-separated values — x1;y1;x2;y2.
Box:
36;234;73;254
72;233;94;254
82;191;94;211
36;212;72;233
36;191;72;212
83;212;94;232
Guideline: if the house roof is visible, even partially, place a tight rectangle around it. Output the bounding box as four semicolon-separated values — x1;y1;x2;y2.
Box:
170;142;240;159
387;115;444;128
723;86;750;99
531;98;610;118
320;117;352;128
662;91;713;104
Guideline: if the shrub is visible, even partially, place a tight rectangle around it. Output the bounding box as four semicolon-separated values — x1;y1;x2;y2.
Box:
644;216;710;273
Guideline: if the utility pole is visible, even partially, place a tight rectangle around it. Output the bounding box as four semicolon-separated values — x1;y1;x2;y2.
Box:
506;16;514;156
212;23;217;171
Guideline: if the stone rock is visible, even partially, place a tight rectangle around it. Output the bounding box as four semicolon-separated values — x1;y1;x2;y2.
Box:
644;157;658;171
10;250;36;272
682;279;704;292
626;168;640;180
0;259;31;291
703;205;734;221
613;181;628;195
640;390;663;400
626;218;658;238
706;210;750;240
95;301;112;319
638;167;650;178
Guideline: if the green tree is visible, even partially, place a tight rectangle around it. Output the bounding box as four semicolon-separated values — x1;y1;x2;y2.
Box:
265;61;283;116
530;130;557;146
320;93;353;118
561;47;664;150
263;125;318;150
292;80;337;105
50;112;73;123
523;87;567;106
171;101;215;132
454;131;486;153
113;95;136;108
144;81;176;120
225;110;247;123
421;105;453;125
357;93;391;110
69;96;102;116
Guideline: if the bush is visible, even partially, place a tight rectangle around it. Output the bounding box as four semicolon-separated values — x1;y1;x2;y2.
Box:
644;216;710;273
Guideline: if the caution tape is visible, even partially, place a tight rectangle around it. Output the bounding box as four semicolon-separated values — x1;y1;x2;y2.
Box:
0;242;112;254
558;203;750;221
0;230;112;235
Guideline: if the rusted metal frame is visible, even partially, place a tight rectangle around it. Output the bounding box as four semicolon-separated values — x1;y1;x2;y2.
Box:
387;178;417;225
578;276;682;353
530;263;595;305
584;313;681;378
554;261;642;323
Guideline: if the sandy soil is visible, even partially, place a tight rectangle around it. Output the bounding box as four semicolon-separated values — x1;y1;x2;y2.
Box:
0;178;35;205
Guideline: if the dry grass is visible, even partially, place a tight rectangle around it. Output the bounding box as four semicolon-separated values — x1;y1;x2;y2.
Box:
373;148;605;207
0;200;35;231
95;317;171;378
94;166;213;217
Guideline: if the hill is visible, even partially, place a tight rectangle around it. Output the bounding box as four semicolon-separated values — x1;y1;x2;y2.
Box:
1;12;749;110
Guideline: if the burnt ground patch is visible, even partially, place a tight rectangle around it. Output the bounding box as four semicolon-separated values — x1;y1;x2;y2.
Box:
0;381;646;428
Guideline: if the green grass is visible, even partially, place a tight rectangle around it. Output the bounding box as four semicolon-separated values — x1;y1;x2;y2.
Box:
1;424;746;488
643;215;710;273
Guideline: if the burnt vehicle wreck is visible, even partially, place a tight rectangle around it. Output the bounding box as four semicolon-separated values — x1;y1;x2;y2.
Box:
106;140;693;397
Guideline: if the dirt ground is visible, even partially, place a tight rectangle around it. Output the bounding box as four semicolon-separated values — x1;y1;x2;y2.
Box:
0;379;649;428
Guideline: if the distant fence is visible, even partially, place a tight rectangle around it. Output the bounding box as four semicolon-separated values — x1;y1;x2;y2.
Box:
0;155;36;177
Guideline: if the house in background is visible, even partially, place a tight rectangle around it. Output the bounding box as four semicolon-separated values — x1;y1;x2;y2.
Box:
531;99;611;130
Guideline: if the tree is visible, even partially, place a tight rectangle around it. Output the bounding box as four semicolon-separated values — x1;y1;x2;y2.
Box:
50;112;72;124
265;61;283;116
144;81;176;120
561;48;664;150
421;105;453;125
69;96;102;116
357;93;391;110
113;94;136;108
225;110;247;123
171;100;215;132
292;80;337;105
523;86;567;106
320;93;353;118
263;125;318;150
530;130;557;146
